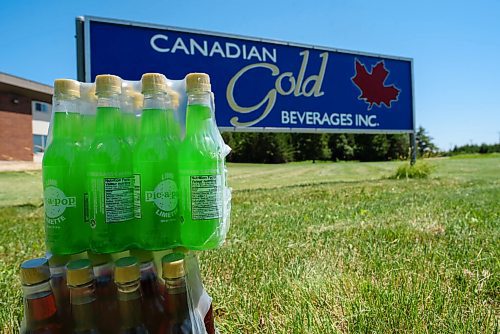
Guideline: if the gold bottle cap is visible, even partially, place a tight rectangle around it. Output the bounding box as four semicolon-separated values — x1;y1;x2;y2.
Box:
114;256;140;284
88;251;113;267
95;74;122;96
161;252;185;279
186;73;211;93
129;249;153;264
54;79;80;98
66;259;94;287
46;253;71;267
20;258;50;285
141;73;167;94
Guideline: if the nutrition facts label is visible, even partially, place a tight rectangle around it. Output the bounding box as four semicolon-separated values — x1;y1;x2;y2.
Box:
133;174;141;219
104;177;134;223
190;175;222;220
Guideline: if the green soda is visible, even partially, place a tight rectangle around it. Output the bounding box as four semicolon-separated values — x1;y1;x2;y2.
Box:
43;79;88;255
166;88;181;141
87;74;134;253
178;73;223;250
80;84;97;152
134;73;179;249
121;84;138;147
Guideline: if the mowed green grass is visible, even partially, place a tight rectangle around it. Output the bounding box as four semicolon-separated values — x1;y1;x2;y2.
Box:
1;157;499;333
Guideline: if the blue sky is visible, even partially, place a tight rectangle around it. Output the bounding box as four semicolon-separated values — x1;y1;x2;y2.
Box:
1;0;498;149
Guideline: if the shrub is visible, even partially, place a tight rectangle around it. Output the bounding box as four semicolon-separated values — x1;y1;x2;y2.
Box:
392;161;433;179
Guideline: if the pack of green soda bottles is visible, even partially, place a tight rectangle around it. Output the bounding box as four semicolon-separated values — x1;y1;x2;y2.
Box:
43;73;232;255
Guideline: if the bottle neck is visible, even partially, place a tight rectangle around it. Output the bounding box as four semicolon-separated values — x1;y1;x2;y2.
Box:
93;262;113;279
22;281;58;328
163;275;189;321
49;265;66;277
95;99;122;136
143;92;171;110
70;281;98;331
186;92;212;137
187;92;211;107
97;94;121;108
117;280;144;329
51;98;80;140
53;96;79;114
139;261;159;297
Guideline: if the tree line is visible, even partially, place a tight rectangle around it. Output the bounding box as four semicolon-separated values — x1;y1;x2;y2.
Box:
222;132;414;163
446;143;500;156
222;126;498;163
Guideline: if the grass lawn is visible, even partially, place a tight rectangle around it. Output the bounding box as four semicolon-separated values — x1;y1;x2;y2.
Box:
0;157;499;333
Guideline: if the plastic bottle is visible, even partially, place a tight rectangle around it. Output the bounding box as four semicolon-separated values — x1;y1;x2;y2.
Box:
130;249;164;333
114;256;149;334
20;258;63;334
159;252;193;333
121;84;138;147
88;252;119;334
87;74;134;253
47;253;71;332
43;79;88;255
80;84;97;152
178;73;223;250
66;259;100;333
166;87;181;141
134;73;179;249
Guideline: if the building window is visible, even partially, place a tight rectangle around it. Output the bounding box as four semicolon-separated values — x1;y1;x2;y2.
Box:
33;134;47;153
32;101;50;113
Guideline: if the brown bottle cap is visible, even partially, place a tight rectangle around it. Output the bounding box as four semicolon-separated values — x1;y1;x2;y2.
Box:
141;73;167;94
129;249;153;264
95;74;122;95
161;252;185;279
54;79;80;98
186;73;211;93
66;259;94;286
114;256;140;284
20;258;50;285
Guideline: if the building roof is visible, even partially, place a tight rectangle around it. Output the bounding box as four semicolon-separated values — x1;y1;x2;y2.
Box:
0;72;53;95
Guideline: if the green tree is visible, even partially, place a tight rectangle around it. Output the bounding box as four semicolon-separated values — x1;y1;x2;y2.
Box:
223;133;294;163
329;134;356;161
416;126;438;157
354;134;390;161
387;134;410;160
291;134;331;162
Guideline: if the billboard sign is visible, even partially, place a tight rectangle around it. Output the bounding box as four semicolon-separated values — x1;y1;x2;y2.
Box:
78;16;414;133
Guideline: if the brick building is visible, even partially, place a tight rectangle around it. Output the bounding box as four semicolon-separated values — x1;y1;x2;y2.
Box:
0;72;53;161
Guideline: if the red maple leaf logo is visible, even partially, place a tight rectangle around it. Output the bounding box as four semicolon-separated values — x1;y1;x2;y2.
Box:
351;59;401;110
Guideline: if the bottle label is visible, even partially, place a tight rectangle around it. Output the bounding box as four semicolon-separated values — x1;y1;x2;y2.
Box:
133;174;142;219
44;185;76;224
145;173;178;220
103;177;134;223
190;175;222;220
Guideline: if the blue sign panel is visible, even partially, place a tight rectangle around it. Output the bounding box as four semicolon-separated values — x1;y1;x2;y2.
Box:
81;17;414;133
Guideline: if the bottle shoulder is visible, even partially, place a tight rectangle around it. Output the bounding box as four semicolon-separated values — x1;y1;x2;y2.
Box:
88;138;132;165
43;141;79;164
134;137;176;162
